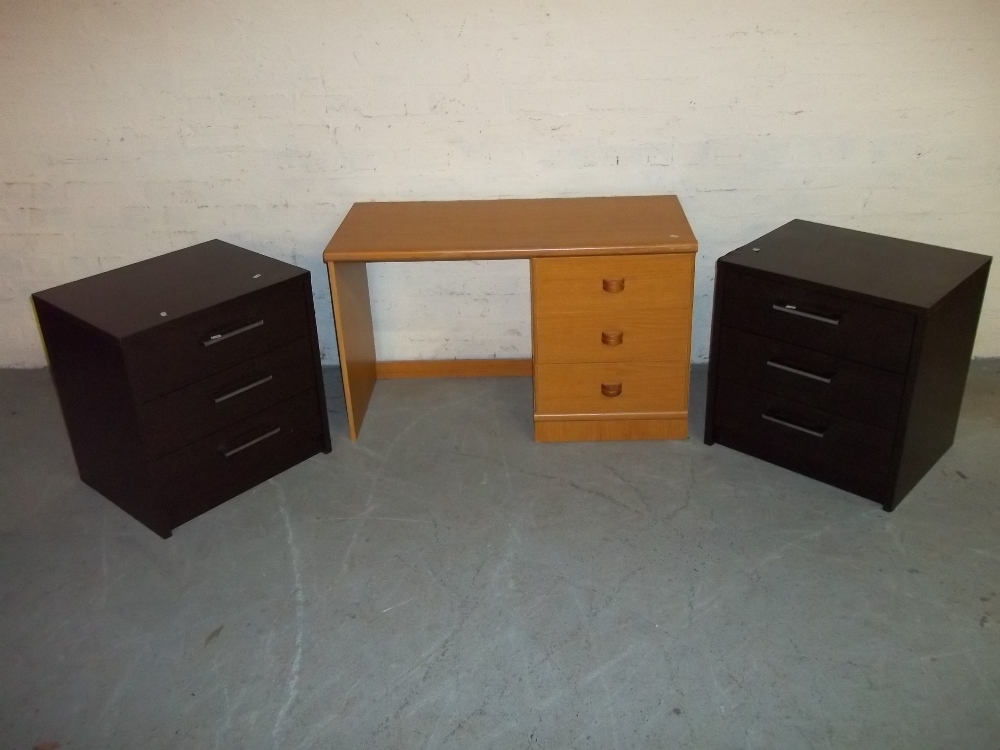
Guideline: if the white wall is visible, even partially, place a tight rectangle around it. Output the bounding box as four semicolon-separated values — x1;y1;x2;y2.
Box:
2;0;998;367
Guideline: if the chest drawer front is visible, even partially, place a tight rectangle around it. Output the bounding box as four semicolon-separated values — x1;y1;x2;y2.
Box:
152;390;324;528
713;379;894;499
139;337;317;457
534;361;687;418
532;253;694;318
720;269;915;372
717;327;905;430
126;280;309;401
151;390;322;490
534;306;690;364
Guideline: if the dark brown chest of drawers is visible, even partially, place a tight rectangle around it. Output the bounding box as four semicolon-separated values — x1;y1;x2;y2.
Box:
32;240;332;537
705;220;991;511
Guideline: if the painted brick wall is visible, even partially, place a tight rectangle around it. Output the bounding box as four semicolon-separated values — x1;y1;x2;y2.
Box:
2;0;998;367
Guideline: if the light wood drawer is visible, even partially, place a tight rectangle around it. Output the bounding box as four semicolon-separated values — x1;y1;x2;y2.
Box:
534;306;690;364
534;361;688;419
531;253;694;317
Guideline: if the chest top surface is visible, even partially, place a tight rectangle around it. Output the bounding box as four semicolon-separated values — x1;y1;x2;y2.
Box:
723;220;991;312
33;240;306;339
323;195;698;262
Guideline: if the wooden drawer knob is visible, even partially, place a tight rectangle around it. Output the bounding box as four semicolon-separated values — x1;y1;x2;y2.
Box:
601;330;624;346
601;382;623;398
602;278;625;293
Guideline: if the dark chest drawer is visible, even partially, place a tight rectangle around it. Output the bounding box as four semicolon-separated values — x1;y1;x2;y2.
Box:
717;327;905;430
125;280;310;402
720;268;915;373
139;337;317;457
713;379;895;500
33;240;333;538
151;390;324;528
705;220;991;511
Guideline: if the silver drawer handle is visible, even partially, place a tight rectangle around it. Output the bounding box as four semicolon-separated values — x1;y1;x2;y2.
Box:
203;319;264;347
223;427;281;458
771;304;841;326
213;375;273;404
766;360;833;384
761;413;827;438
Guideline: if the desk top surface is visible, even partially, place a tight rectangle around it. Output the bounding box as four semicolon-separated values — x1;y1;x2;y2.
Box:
323;195;697;262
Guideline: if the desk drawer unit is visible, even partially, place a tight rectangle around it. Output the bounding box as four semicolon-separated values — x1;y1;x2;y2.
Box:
33;240;332;537
532;253;695;442
705;220;990;511
534;306;691;364
535;361;689;417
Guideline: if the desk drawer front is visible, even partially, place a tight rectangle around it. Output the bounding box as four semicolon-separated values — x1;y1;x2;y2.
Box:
717;327;905;430
126;280;309;401
534;361;687;418
532;254;694;317
720;269;915;372
140;337;317;457
713;380;894;498
534;307;690;364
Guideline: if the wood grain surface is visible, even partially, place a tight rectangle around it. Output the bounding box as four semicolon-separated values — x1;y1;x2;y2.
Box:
327;261;377;440
534;417;688;442
324;196;697;262
531;253;694;317
533;361;688;419
533;306;692;365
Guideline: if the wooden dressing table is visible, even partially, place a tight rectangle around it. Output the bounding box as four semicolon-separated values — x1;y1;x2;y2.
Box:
322;196;697;441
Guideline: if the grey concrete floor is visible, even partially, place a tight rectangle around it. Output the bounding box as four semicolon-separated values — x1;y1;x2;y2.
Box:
1;363;999;750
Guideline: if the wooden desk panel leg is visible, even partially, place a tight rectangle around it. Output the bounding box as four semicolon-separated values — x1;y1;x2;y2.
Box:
327;261;377;440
